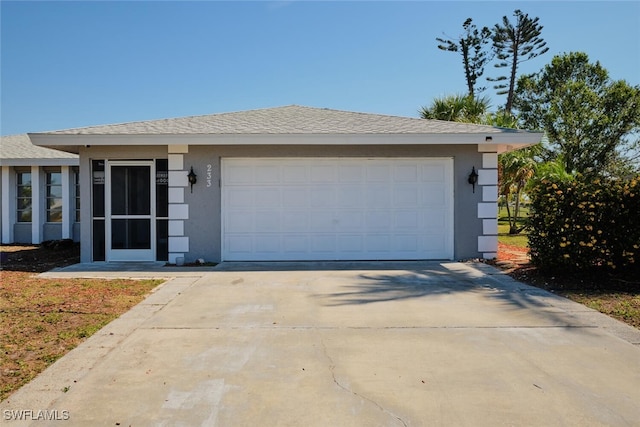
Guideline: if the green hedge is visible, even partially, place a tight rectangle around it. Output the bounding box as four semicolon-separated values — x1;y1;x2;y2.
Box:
528;175;639;275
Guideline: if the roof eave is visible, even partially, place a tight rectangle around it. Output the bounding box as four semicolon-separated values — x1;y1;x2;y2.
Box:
0;158;79;167
30;132;542;153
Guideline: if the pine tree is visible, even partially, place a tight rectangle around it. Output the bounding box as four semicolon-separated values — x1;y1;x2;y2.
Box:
489;10;548;114
436;18;492;98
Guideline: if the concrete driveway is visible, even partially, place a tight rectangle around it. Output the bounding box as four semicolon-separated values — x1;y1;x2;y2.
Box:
2;261;640;426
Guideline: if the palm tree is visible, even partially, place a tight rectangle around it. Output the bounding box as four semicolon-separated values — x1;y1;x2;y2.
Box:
499;148;538;234
419;94;491;124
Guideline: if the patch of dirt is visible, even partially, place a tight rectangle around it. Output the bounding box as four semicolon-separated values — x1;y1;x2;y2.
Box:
494;242;640;330
1;240;80;273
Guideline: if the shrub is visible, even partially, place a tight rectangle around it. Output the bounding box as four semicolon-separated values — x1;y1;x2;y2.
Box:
528;175;639;275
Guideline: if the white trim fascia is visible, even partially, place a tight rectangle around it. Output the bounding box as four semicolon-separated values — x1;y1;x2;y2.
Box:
30;132;543;150
0;159;79;167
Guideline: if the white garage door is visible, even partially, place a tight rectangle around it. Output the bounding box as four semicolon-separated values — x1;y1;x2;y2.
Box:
222;158;453;261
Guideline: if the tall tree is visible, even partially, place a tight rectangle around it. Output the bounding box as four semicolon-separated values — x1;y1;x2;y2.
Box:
436;18;492;98
419;94;490;123
489;9;548;114
514;52;640;175
499;148;539;234
419;94;536;234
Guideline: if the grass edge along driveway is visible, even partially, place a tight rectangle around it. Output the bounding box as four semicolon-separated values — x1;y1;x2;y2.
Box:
1;266;163;401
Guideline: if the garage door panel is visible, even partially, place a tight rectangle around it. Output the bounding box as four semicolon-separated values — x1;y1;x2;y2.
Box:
282;212;308;231
367;165;391;181
225;166;254;184
424;210;447;229
393;234;419;251
337;211;364;230
338;164;364;182
311;165;335;183
227;188;255;208
222;158;453;261
336;186;364;207
337;234;363;252
310;188;334;207
395;210;419;228
255;165;280;183
395;186;419;207
422;183;446;206
226;235;253;254
255;235;280;253
366;234;391;252
283;235;308;253
226;212;255;232
422;165;446;181
395;164;419;182
310;211;335;231
255;188;280;207
366;211;392;229
283;188;308;207
312;235;335;252
255;211;280;230
282;165;307;183
366;187;392;208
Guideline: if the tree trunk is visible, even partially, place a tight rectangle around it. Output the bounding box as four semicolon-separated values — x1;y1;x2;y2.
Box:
509;184;523;234
505;193;515;234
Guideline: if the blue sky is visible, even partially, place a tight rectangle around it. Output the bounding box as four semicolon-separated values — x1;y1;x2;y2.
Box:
1;1;639;136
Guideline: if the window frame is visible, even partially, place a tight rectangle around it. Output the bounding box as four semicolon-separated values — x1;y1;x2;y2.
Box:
16;170;32;223
74;167;81;223
45;169;63;223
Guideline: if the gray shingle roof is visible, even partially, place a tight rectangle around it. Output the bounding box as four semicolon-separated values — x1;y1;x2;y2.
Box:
0;134;78;163
41;105;527;135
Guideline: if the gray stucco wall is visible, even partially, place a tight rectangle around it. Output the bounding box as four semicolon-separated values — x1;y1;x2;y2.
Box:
43;223;62;241
14;223;31;244
184;144;485;262
78;144;488;262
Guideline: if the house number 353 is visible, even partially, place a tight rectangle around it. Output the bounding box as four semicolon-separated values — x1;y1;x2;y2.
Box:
206;164;212;187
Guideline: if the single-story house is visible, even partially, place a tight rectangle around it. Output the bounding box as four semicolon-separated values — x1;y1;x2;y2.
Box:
1;134;80;244
29;105;542;264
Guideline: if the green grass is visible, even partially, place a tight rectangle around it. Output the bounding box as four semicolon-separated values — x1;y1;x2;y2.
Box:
497;205;529;249
498;224;529;248
497;204;530;221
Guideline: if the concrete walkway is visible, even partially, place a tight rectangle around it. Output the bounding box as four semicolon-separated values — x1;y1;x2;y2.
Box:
2;262;639;426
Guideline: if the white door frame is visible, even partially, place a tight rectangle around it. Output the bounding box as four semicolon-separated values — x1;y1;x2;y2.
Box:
105;160;156;262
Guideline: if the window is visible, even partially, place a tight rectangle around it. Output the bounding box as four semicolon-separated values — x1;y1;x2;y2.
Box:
17;171;32;222
74;168;80;222
46;171;62;222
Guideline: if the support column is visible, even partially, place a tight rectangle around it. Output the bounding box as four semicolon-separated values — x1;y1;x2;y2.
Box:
1;166;12;243
31;166;41;244
476;148;499;259
61;166;72;239
167;145;189;264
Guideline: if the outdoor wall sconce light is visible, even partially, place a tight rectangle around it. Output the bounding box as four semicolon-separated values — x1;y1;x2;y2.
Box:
468;166;479;193
187;167;197;193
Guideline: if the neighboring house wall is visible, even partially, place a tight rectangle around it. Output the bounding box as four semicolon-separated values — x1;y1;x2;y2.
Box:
0;164;80;244
1;134;80;245
77;143;496;263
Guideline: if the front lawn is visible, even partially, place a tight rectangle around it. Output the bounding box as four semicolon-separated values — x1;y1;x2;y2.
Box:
0;245;163;401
